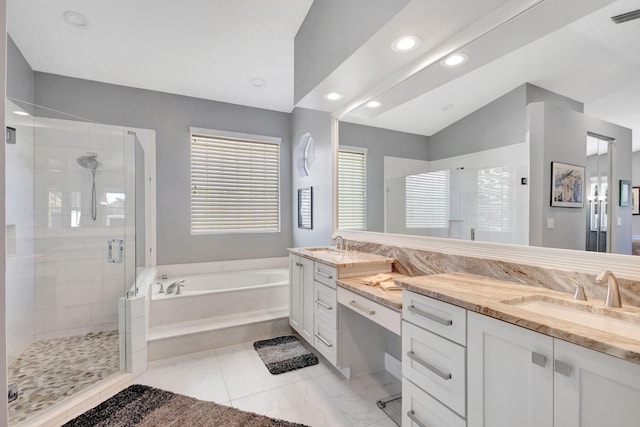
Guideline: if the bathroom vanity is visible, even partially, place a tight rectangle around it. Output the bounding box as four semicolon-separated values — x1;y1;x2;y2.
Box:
288;247;398;377
397;273;640;427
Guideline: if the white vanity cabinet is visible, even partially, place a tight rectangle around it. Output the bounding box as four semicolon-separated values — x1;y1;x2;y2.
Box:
467;311;640;427
467;311;554;427
288;254;314;341
553;338;640;427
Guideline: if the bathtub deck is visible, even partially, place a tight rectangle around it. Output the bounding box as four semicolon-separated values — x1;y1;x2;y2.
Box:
147;308;290;360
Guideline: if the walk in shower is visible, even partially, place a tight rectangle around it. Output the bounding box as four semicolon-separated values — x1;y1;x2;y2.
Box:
5;98;147;424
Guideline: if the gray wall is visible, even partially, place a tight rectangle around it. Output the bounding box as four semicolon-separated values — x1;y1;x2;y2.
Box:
294;0;408;103
7;35;33;104
428;83;584;161
291;108;334;248
339;122;429;232
34;72;292;265
528;102;633;253
634;151;640;235
428;85;527;160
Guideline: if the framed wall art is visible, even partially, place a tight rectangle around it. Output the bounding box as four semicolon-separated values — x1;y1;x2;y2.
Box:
550;161;584;208
619;180;631;207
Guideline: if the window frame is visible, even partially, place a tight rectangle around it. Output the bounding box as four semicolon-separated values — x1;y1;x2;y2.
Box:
189;127;281;235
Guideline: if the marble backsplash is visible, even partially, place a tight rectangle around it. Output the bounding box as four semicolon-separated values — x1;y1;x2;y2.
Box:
348;241;640;308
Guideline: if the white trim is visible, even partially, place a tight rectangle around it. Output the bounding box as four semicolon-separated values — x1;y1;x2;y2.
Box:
334;230;640;280
189;126;282;145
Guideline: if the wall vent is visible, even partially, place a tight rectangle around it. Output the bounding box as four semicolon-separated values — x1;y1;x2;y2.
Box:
611;9;640;24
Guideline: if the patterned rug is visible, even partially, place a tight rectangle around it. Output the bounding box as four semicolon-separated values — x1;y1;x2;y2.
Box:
253;335;319;375
63;384;307;426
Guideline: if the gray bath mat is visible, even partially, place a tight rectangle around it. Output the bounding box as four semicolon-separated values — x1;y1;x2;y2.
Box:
63;384;307;426
253;335;319;375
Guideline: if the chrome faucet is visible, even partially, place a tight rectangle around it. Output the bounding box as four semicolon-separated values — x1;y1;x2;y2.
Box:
166;279;185;295
595;270;622;308
561;276;587;301
334;235;345;251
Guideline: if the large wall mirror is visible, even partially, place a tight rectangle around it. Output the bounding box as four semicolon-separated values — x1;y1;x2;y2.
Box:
337;0;639;257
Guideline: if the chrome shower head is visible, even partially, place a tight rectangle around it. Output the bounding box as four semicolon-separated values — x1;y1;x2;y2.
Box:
77;152;101;171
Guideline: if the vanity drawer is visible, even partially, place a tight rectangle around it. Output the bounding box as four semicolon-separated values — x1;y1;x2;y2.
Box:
337;287;401;335
314;262;337;288
313;316;337;365
403;378;466;427
403;291;466;345
314;281;337;326
403;320;466;417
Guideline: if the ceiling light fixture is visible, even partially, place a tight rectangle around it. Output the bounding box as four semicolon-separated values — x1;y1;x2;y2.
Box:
13;110;29;116
251;78;265;87
324;92;343;101
442;104;455;111
63;11;88;28
366;101;382;109
441;53;468;67
391;36;421;52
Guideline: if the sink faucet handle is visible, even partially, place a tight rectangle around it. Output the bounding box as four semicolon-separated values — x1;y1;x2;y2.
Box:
561;276;587;301
157;282;165;294
595;270;622;308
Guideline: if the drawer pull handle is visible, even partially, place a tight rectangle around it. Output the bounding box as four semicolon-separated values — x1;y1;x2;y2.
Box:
407;305;452;326
531;351;547;367
316;270;333;279
349;300;375;315
554;359;572;377
407;351;452;380
315;332;333;348
407;410;429;427
314;298;333;310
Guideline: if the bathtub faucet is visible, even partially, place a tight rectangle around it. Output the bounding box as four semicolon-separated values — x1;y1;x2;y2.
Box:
166;279;185;294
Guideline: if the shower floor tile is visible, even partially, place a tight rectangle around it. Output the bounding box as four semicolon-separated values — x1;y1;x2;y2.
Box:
8;330;120;425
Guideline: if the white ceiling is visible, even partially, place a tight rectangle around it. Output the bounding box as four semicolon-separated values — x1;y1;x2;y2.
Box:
8;0;313;112
342;0;640;151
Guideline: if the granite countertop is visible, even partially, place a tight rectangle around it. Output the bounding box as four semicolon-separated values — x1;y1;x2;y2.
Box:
336;273;408;312
288;247;394;268
396;273;640;365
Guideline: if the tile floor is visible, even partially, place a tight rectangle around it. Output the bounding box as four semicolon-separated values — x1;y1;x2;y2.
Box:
135;340;401;427
8;331;120;425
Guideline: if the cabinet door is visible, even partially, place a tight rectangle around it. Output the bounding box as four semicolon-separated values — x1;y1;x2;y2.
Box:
300;257;314;341
554;339;640;427
288;255;302;334
467;312;553;427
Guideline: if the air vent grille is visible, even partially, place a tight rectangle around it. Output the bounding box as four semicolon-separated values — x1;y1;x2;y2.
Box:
611;9;640;24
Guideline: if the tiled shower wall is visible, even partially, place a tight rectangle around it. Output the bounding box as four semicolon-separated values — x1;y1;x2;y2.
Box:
33;118;134;341
6;115;35;365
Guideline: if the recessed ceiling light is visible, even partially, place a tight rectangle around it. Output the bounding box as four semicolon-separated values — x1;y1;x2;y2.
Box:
251;78;265;87
63;11;88;28
366;101;382;109
13;110;29;116
441;53;468;67
391;36;421;52
324;92;343;101
442;104;455;111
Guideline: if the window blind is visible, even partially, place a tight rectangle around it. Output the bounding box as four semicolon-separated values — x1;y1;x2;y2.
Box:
190;133;280;234
477;167;513;232
338;148;367;230
405;170;449;228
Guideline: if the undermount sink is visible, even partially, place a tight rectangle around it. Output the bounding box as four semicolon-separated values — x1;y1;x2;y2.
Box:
304;247;345;254
501;295;640;338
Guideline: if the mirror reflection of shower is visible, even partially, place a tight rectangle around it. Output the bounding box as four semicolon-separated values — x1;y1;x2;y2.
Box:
77;152;102;221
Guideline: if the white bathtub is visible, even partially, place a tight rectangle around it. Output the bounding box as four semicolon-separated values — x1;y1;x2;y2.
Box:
149;268;289;327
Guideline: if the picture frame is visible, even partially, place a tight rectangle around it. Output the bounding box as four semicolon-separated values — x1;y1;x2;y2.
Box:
619;180;631;207
550;161;584;208
297;187;313;229
631;186;639;214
